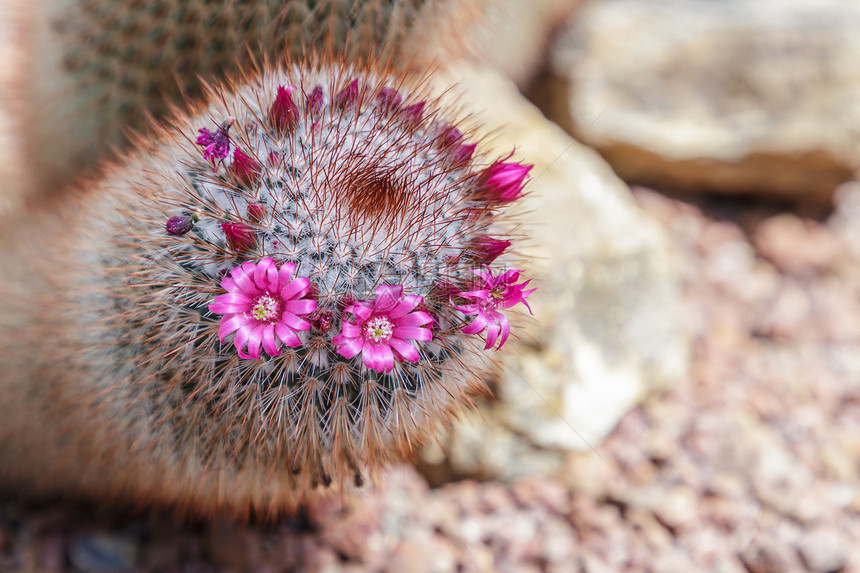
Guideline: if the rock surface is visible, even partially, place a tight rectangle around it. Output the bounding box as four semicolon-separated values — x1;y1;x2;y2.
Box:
424;64;688;479
538;0;860;203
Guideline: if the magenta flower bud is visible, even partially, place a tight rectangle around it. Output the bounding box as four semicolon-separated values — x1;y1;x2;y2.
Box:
335;78;360;110
471;236;511;263
269;85;300;132
306;85;324;117
246;202;265;223
439;125;462;147
376;87;402;112
402;101;425;126
452;143;476;166
478;159;533;203
231;149;262;186
221;222;256;251
166;215;195;236
195;117;234;168
309;309;334;334
267;150;280;167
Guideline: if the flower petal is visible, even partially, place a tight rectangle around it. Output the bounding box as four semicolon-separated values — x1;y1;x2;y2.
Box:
461;314;488;335
392;326;432;342
363;342;394;373
372;285;403;313
277;262;297;286
218;314;249;340
335;336;364;359
231;262;258;294
275;322;302;347
279;312;311;332
262;324;281;356
253;257;275;290
245;324;264;359
283;298;316;316
394;311;433;327
280;276;310;301
232;324;251;356
390;337;420;363
209;292;253;315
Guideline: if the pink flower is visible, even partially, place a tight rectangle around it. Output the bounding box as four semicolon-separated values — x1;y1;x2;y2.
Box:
209;258;317;359
221;222;256;251
453;267;536;350
477;158;532;203
333;285;433;373
231;149;262;186
269;85;300;132
196;117;234;168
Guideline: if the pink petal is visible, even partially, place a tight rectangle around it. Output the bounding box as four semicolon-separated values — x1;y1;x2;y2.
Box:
275;322;301;347
394;311;433;327
387;297;417;319
209;293;253;315
262;324;281;356
363;342;394;373
245;324;264;359
233;324;251;356
372;285;403;313
279;312;310;331
392;326;432;342
280;277;310;301
256;258;279;291
335;337;364;359
495;315;511;349
340;321;362;339
218;314;249;340
390;338;420;363
484;321;501;350
283;298;316;316
231;262;258;294
277;262;297;288
461;314;488;335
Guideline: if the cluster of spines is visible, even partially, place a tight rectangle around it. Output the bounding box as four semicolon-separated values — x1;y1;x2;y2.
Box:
119;64;534;503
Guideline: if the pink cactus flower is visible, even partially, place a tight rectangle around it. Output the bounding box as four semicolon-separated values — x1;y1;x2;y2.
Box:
453;266;536;350
231;149;262;186
333;285;433;373
196;117;235;168
478;158;532;203
209;258;317;359
269;85;300;132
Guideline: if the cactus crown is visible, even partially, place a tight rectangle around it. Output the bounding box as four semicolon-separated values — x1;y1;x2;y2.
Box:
105;59;533;509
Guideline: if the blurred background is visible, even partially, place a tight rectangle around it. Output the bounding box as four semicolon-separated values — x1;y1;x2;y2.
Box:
1;0;859;570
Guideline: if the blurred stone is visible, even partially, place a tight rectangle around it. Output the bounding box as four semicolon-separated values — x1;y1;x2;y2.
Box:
753;214;851;278
797;526;847;573
539;0;860;202
68;532;138;572
424;63;687;480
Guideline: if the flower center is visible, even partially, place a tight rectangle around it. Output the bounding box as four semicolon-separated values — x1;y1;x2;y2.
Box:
490;284;509;300
363;315;394;343
250;293;282;324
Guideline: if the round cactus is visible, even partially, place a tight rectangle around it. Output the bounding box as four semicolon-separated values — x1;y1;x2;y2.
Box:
0;59;534;518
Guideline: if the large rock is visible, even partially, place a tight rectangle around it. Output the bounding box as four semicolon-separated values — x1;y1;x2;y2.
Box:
423;64;688;480
539;0;860;203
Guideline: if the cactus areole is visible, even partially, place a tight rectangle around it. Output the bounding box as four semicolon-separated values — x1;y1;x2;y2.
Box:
106;62;534;514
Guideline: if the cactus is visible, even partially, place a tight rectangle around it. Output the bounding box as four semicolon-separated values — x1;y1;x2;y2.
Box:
19;0;457;197
0;59;533;518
